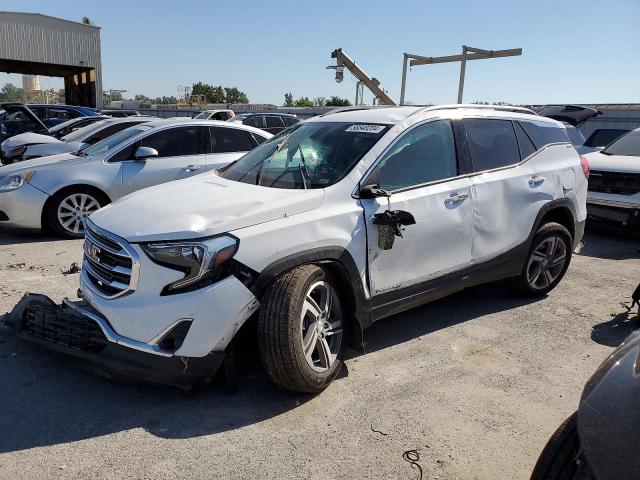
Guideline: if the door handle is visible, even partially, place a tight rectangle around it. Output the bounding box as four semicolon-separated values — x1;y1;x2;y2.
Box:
185;165;200;172
445;192;469;205
529;176;545;187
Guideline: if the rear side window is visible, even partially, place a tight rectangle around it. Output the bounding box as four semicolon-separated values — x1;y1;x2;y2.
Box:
265;116;285;128
514;122;536;159
463;119;520;171
212;127;254;153
519;120;569;150
283;116;299;126
251;132;268;146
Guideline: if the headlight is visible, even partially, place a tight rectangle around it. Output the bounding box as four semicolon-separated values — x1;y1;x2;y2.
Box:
0;172;32;192
141;235;239;294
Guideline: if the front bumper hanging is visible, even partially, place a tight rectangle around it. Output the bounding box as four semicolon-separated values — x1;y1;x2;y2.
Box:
6;293;226;389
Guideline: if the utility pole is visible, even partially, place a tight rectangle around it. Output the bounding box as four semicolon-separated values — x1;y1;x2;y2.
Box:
399;45;522;105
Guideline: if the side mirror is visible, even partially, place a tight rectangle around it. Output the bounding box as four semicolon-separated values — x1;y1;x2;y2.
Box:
134;146;158;160
358;184;391;199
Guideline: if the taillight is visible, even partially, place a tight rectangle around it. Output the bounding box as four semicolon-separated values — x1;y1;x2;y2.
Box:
580;156;590;179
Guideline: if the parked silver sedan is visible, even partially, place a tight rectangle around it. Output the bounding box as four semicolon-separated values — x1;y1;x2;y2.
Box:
0;119;271;237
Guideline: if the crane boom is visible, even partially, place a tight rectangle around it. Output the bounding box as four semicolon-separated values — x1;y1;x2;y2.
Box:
331;48;397;106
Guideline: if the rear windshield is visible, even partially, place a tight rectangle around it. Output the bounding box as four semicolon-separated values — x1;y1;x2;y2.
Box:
221;122;390;189
602;130;640;157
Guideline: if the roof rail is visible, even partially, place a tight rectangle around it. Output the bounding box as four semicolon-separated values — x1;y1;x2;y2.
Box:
318;105;397;117
422;104;538;115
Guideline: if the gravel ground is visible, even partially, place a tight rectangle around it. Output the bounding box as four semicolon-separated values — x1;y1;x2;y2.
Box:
0;228;638;480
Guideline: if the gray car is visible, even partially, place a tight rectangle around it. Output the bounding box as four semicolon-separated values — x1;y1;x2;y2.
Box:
0;119;271;237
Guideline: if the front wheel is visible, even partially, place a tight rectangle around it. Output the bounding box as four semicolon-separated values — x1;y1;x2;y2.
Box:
258;264;345;393
47;188;108;238
530;412;595;480
512;222;573;297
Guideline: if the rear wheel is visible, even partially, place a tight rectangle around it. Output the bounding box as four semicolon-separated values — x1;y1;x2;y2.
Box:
512;222;572;297
258;264;345;393
47;188;108;238
531;412;595;480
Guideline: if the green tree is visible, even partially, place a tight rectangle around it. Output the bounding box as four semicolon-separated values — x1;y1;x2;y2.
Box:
284;92;294;107
312;96;326;107
325;96;351;107
224;87;248;104
0;83;25;102
294;96;313;107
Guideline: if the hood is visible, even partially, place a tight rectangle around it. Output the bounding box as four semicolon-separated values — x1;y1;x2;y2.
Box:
584;151;640;174
1;132;61;151
0;152;89;176
0;103;49;132
90;172;326;242
538;105;601;127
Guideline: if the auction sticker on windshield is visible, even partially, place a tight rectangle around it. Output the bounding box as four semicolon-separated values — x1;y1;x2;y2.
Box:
345;124;386;134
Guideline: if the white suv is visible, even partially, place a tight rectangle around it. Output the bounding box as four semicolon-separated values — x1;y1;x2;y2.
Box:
11;105;588;393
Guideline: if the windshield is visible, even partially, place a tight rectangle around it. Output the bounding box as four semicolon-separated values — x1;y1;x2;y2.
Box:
61;120;108;142
81;126;149;157
565;125;585;147
603;130;640;157
49;118;82;134
221;122;390;189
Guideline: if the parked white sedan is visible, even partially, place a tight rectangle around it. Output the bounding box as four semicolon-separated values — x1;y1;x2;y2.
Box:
0;119;271;237
0;117;153;163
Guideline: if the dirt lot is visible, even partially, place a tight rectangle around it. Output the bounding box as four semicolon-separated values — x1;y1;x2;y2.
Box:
0;228;638;480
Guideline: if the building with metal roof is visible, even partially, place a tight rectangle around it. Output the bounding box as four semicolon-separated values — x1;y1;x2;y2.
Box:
0;11;102;108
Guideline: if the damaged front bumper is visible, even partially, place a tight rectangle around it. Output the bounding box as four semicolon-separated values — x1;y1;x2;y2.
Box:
6;294;226;389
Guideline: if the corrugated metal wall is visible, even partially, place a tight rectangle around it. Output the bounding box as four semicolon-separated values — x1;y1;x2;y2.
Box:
0;12;102;107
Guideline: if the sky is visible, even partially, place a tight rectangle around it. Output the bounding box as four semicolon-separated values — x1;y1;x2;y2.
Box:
1;0;639;106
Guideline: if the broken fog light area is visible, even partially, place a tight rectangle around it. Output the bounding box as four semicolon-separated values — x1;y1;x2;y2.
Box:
158;320;193;352
24;304;108;353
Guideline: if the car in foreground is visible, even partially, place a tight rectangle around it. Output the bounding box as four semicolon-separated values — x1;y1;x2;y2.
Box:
0;119;270;237
228;112;299;134
191;109;235;121
583;128;640;230
7;105;587;393
1;117;152;164
531;330;640;480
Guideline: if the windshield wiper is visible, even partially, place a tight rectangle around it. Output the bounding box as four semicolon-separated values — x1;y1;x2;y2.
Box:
298;145;310;190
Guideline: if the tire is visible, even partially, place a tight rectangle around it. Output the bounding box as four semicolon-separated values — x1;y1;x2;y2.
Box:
530;412;595;480
258;264;345;393
512;222;573;297
47;187;108;238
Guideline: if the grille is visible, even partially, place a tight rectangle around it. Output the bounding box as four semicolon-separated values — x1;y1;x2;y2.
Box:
588;170;640;196
24;304;108;353
83;223;135;298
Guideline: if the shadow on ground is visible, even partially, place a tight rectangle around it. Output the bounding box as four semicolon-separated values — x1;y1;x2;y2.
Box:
0;281;540;454
0;230;63;247
580;226;640;261
591;310;640;347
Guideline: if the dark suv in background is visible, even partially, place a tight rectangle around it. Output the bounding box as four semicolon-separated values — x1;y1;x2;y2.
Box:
229;112;299;134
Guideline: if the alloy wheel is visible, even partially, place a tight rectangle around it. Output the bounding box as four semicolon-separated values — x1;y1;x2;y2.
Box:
57;193;101;235
526;235;567;290
299;281;343;372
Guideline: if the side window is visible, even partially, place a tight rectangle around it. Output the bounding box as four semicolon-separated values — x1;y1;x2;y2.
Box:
139;126;202;157
463;118;520;172
251;133;268;146
514;122;536;159
374;120;457;191
211;127;255;153
283;116;299;126
47;108;72;120
109;143;137;162
265;116;285;128
30;108;45;119
519;120;569;150
84;122;137;145
244;116;264;128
